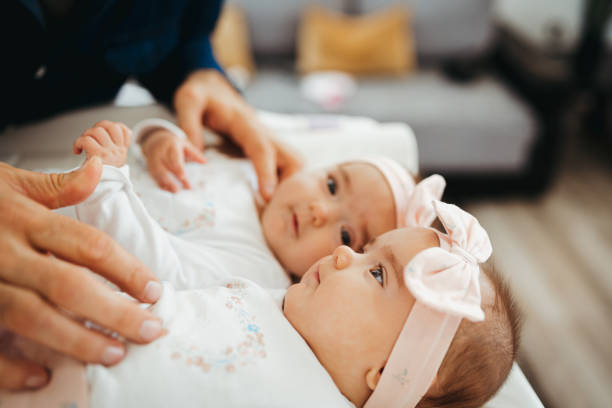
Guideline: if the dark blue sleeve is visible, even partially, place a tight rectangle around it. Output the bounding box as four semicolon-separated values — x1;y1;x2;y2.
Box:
138;0;225;105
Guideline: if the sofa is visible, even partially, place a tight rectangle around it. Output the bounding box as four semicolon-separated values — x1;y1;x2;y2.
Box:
228;0;543;198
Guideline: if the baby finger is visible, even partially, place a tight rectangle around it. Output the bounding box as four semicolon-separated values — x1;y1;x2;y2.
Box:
84;127;113;147
102;122;124;145
166;148;190;189
74;136;101;157
184;143;206;164
149;161;179;193
118;123;133;147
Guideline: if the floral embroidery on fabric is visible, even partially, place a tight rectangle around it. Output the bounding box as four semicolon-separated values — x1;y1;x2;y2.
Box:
169;281;266;374
172;202;216;234
131;163;217;233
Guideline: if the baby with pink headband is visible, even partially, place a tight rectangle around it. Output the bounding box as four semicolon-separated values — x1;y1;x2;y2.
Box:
284;199;522;408
132;118;447;280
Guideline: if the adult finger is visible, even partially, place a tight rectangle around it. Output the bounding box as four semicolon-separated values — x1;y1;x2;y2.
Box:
175;89;206;151
239;127;277;200
4;252;163;344
27;212;161;304
276;141;305;180
0;283;127;366
0;353;49;390
13;156;103;209
166;147;190;189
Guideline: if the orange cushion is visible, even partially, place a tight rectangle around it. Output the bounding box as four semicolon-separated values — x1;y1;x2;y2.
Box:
211;4;255;74
297;6;416;76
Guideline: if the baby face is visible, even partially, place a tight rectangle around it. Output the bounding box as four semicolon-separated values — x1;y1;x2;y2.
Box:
283;227;440;403
261;162;396;277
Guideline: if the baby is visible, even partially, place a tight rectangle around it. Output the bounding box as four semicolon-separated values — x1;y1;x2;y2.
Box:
73;118;446;288
1;121;520;408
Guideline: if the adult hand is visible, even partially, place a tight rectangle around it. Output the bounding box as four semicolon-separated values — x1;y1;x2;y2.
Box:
0;158;164;390
174;69;303;200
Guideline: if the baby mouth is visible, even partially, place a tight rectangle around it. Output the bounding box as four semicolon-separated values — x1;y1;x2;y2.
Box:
292;212;299;237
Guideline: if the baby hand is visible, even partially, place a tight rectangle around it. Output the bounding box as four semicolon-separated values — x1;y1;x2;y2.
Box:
73;120;133;167
140;129;206;193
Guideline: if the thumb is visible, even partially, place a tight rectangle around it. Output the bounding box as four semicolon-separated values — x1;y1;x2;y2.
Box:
17;156;103;209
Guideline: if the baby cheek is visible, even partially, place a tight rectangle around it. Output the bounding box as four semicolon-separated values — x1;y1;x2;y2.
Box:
302;231;337;267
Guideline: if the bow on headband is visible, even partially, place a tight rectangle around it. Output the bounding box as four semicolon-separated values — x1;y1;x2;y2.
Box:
364;200;492;408
404;200;492;321
400;175;446;228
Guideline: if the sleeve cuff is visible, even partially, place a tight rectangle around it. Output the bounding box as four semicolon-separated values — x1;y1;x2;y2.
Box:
100;164;132;185
132;118;187;144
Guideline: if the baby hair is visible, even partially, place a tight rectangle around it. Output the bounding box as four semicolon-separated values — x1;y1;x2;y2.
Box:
417;264;522;408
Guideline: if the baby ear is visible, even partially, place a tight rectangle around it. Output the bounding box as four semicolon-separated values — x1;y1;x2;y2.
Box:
365;363;385;391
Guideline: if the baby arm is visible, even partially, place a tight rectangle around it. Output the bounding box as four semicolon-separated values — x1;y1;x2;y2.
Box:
73;121;183;279
73;121;210;289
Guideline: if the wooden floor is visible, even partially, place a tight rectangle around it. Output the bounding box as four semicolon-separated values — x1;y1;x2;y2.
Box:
464;136;612;408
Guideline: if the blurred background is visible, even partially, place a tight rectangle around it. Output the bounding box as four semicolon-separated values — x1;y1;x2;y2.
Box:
210;0;612;406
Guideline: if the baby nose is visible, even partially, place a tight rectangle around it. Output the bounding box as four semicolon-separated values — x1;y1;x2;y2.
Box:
309;201;329;227
332;245;353;269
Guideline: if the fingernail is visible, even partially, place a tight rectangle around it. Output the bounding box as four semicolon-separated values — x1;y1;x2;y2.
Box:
144;281;162;303
101;346;124;365
25;375;47;388
264;183;275;197
139;319;163;342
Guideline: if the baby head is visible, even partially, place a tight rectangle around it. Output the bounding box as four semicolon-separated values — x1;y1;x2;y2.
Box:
261;156;445;277
283;201;521;408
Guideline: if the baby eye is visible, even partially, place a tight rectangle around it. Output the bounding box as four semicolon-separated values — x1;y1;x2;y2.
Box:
327;176;337;195
340;227;351;247
370;264;384;286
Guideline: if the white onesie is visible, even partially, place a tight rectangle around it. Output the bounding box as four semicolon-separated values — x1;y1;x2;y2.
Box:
79;164;351;407
76;147;290;289
88;280;352;408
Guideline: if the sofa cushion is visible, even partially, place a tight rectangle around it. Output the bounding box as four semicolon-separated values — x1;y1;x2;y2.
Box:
361;0;495;60
243;69;537;173
228;0;344;56
296;5;415;75
211;4;256;74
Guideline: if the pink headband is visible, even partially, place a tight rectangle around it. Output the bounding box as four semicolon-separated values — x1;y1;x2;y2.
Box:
356;157;446;228
364;201;492;408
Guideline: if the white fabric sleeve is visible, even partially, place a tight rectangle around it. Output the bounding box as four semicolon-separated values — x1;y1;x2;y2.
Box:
74;165;186;284
74;164;262;290
132;118;187;144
